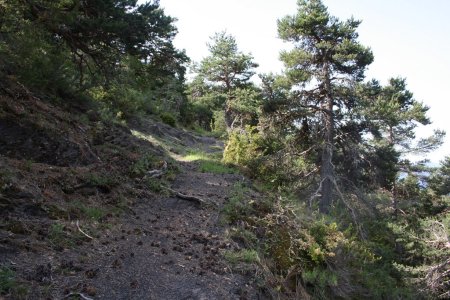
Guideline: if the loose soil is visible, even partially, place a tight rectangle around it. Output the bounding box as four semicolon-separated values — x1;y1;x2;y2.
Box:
0;82;264;299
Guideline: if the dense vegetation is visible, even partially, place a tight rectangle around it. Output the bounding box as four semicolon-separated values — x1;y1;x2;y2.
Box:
1;0;448;298
1;0;188;120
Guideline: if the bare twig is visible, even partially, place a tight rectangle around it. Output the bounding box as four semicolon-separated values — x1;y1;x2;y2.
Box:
331;178;366;239
62;292;94;300
76;220;93;240
309;178;325;208
423;257;450;297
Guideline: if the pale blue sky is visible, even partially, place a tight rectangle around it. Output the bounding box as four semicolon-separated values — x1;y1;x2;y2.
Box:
153;0;449;164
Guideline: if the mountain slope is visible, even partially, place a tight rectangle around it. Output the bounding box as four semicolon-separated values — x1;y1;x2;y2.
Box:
0;81;263;299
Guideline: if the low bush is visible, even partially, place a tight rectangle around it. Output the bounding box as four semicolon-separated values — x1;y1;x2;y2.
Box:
160;112;177;127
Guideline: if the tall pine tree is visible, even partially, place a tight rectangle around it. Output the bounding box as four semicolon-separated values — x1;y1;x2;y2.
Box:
278;0;373;213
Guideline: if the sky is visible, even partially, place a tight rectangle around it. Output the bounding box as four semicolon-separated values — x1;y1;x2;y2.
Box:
151;0;449;164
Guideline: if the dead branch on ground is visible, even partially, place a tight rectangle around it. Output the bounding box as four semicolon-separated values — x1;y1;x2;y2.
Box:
160;185;211;207
76;220;93;239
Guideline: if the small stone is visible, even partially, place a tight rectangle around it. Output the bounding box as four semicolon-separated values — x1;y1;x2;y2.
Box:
85;269;98;279
84;285;96;296
111;259;121;268
130;280;138;288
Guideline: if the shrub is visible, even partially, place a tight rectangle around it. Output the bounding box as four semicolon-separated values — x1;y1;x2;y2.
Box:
160;112;177;127
0;267;27;299
223;126;263;167
130;153;159;177
0;267;15;295
89;85;147;120
221;182;254;224
211;110;227;137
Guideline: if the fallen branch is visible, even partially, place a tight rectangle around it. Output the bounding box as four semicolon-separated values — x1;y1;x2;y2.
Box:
76;220;93;240
161;185;214;208
146;161;168;179
62;292;94;300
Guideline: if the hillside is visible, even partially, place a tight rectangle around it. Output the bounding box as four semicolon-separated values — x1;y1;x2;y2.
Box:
1;0;448;298
0;80;265;299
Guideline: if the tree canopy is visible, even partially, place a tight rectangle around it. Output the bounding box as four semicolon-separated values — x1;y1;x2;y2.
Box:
277;0;374;212
1;0;448;298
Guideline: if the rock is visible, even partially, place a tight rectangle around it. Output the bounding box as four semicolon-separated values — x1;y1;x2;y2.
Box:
84;285;97;296
85;268;98;279
6;220;29;234
4;183;42;200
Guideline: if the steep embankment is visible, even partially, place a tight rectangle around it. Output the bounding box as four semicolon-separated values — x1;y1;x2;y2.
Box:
0;82;263;299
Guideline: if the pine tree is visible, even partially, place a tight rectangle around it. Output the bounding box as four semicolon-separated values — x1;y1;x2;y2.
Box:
194;32;259;130
277;0;373;213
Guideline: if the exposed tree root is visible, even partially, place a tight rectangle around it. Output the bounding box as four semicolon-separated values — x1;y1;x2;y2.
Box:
160;185;218;208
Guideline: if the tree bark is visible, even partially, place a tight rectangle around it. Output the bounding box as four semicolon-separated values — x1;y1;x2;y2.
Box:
224;104;234;130
319;65;334;214
224;89;234;131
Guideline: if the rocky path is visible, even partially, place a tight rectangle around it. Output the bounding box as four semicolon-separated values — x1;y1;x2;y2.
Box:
38;143;261;300
0;110;263;299
78;162;258;299
0;92;263;299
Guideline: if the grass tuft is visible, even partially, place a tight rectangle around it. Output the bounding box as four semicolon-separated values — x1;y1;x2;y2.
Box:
183;149;238;174
198;160;238;174
224;249;260;265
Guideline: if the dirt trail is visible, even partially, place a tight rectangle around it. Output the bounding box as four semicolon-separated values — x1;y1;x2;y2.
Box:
68;160;259;299
67;163;257;299
1;130;260;299
0;86;263;299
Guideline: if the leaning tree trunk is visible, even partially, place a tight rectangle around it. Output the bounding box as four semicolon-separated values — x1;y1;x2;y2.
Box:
319;66;334;214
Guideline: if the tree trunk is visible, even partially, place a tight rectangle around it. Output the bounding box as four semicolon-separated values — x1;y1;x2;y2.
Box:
319;65;334;214
224;89;234;131
224;104;234;130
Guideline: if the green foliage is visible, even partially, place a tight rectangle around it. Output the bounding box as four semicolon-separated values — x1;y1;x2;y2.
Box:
130;153;160;177
89;85;146;120
144;178;163;193
211;110;227;137
187;32;260;130
224;127;314;188
0;267;27;299
219;185;419;298
0;169;13;192
160;112;177;127
224;249;260;265
221;183;254;224
84;173;116;188
198;160;237;174
48;222;73;249
229;227;258;249
223;127;263;167
183;149;237;174
198;32;258;90
1;0;187;121
78;205;106;222
0;267;15;295
429;156;450;196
